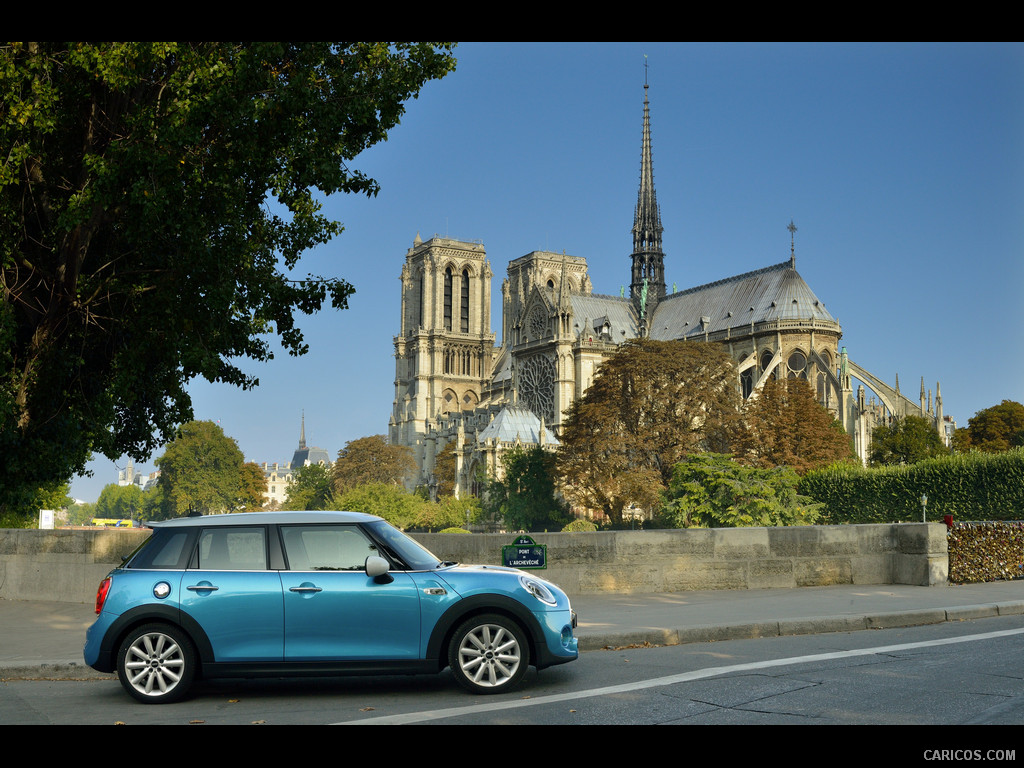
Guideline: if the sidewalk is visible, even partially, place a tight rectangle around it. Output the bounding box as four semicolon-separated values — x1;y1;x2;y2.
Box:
3;580;1024;680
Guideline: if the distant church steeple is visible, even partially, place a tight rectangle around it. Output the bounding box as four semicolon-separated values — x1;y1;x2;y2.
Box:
630;59;666;324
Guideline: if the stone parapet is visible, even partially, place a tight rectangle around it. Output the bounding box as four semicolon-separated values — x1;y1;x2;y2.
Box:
0;523;948;603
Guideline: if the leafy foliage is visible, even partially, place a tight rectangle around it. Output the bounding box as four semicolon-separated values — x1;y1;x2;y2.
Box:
334;482;425;530
484;446;569;532
800;448;1024;523
953;400;1024;454
283;463;334;511
658;453;822;528
331;434;415;494
419;495;482;531
95;483;144;520
238;462;268;511
868;414;949;466
155;420;245;515
557;339;742;525
430;444;457;498
0;42;456;514
561;518;598;532
740;377;856;474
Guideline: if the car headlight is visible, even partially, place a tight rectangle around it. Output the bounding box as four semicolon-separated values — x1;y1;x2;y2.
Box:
519;574;557;606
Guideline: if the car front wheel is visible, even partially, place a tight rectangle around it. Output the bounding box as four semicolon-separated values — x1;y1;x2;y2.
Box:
448;614;530;694
116;623;196;704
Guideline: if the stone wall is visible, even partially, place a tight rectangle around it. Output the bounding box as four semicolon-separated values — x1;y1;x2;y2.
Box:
0;522;947;604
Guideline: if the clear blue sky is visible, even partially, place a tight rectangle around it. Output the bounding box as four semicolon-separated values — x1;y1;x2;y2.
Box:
71;42;1024;503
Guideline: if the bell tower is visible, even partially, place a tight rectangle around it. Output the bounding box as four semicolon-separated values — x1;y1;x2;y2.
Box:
390;235;495;485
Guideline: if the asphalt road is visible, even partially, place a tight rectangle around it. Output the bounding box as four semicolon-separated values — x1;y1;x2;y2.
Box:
5;613;1024;738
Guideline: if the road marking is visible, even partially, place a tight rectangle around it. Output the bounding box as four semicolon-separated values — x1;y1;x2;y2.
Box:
333;626;1024;725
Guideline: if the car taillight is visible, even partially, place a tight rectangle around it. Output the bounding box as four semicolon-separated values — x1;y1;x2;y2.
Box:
95;576;111;615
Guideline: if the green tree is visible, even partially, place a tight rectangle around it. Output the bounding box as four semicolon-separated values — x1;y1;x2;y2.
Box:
0;479;71;527
742;377;856;474
283;463;334;511
953;400;1024;454
868;414;949;466
557;339;742;525
0;42;456;515
95;483;144;521
485;446;569;531
331;434;415;494
430;444;457;498
238;462;268;511
417;495;482;531
155;420;245;515
334;482;426;530
658;453;822;528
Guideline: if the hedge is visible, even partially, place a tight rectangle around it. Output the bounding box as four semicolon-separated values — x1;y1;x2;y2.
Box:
799;448;1024;524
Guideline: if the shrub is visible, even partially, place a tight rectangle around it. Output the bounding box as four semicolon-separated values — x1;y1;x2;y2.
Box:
561;518;598;532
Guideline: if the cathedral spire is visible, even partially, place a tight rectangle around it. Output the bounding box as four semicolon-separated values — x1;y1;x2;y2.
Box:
630;58;666;319
298;410;307;450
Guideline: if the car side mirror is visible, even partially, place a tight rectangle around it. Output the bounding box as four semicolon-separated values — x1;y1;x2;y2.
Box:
365;555;393;583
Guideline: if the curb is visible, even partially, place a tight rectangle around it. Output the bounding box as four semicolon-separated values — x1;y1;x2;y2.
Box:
577;600;1024;651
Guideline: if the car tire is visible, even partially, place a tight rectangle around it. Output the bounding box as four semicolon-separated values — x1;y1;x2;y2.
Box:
116;623;196;704
448;614;530;694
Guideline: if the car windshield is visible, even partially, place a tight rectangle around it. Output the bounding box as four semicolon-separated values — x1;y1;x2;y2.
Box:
367;520;444;571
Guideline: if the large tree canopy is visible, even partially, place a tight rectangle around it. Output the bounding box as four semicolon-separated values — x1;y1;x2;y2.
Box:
953;400;1024;454
331;434;415;494
557;339;742;525
868;413;948;466
0;42;456;513
741;377;856;474
155;420;247;515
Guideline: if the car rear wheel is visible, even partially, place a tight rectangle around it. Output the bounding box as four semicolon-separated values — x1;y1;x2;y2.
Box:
117;623;196;704
448;614;529;694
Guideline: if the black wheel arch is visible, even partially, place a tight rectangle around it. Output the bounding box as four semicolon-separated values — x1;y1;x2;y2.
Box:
426;594;544;671
94;604;215;674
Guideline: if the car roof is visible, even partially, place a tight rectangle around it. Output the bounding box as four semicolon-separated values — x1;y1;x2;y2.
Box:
149;510;385;528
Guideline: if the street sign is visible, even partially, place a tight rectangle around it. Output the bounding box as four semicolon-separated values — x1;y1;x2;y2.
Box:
502;534;546;569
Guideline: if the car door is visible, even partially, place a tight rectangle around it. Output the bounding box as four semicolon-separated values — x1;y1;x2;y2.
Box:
279;523;422;661
178;525;285;661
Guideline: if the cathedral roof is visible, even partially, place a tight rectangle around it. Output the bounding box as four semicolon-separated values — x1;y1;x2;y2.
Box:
648;259;838;340
569;293;639;341
477;404;559;446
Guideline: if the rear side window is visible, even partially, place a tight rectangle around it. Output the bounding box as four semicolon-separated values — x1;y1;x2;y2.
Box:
196;527;267;570
125;529;195;570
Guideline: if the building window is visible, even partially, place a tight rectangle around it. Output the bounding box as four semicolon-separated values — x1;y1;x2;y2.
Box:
461;269;470;333
444;267;453;331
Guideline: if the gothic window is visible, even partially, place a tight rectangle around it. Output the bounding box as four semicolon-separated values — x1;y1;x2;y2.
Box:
759;348;775;379
519;354;556;423
741;368;754;399
461;269;470;333
444;267;453;331
529;306;547;340
418;271;425;327
787;350;807;379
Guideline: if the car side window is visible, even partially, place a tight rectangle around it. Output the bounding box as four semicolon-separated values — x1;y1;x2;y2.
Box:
197;527;267;570
282;525;379;571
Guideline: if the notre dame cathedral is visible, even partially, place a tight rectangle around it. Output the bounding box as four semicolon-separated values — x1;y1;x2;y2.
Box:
390;81;950;496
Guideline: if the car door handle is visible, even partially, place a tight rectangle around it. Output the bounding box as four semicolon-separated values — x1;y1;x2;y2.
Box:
186;584;219;592
289;586;323;593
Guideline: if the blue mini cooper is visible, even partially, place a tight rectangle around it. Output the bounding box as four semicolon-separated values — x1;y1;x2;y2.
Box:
84;511;578;703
